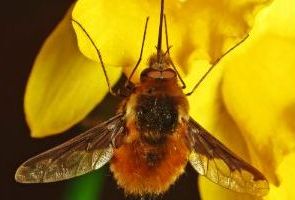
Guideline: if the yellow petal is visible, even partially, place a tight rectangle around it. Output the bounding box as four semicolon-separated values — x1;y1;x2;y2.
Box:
72;0;173;83
180;0;273;198
177;0;271;67
199;177;256;200
186;58;250;159
222;0;295;187
265;153;295;200
186;58;255;199
25;6;122;137
72;0;270;82
199;152;295;200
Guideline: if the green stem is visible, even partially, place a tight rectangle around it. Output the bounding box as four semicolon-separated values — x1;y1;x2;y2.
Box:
64;167;105;200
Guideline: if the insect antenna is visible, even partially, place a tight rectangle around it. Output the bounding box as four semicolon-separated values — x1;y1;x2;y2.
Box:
71;19;117;96
164;14;186;89
125;17;149;87
186;34;249;96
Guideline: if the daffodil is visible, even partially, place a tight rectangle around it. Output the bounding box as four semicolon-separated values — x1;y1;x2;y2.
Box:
25;0;295;199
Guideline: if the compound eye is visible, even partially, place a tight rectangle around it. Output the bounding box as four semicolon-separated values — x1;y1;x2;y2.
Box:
161;69;176;79
146;69;176;79
147;70;162;79
140;68;177;82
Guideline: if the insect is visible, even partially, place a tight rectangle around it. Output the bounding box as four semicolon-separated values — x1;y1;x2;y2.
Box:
15;0;269;197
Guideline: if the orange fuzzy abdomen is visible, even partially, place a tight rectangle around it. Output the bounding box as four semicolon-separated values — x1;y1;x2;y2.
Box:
110;125;190;196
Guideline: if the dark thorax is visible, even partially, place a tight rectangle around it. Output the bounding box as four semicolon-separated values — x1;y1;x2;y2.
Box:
134;52;186;145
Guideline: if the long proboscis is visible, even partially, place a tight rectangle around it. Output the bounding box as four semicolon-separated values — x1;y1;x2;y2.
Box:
157;0;165;60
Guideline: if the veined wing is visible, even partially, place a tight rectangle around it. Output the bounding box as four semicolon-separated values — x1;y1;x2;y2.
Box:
15;113;125;183
187;118;269;196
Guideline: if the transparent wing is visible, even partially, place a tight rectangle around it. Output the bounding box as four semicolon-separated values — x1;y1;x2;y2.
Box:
188;118;269;196
15;113;125;183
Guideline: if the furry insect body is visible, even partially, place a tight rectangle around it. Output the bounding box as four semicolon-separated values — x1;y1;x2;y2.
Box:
111;69;191;195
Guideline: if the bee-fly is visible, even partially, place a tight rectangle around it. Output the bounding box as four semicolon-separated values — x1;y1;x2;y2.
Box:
15;0;269;197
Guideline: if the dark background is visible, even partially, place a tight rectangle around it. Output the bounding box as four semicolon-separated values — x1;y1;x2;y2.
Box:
1;0;199;199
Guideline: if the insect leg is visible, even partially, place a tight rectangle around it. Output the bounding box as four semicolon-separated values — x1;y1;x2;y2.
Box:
164;14;186;89
186;34;249;96
72;19;118;96
125;17;149;87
